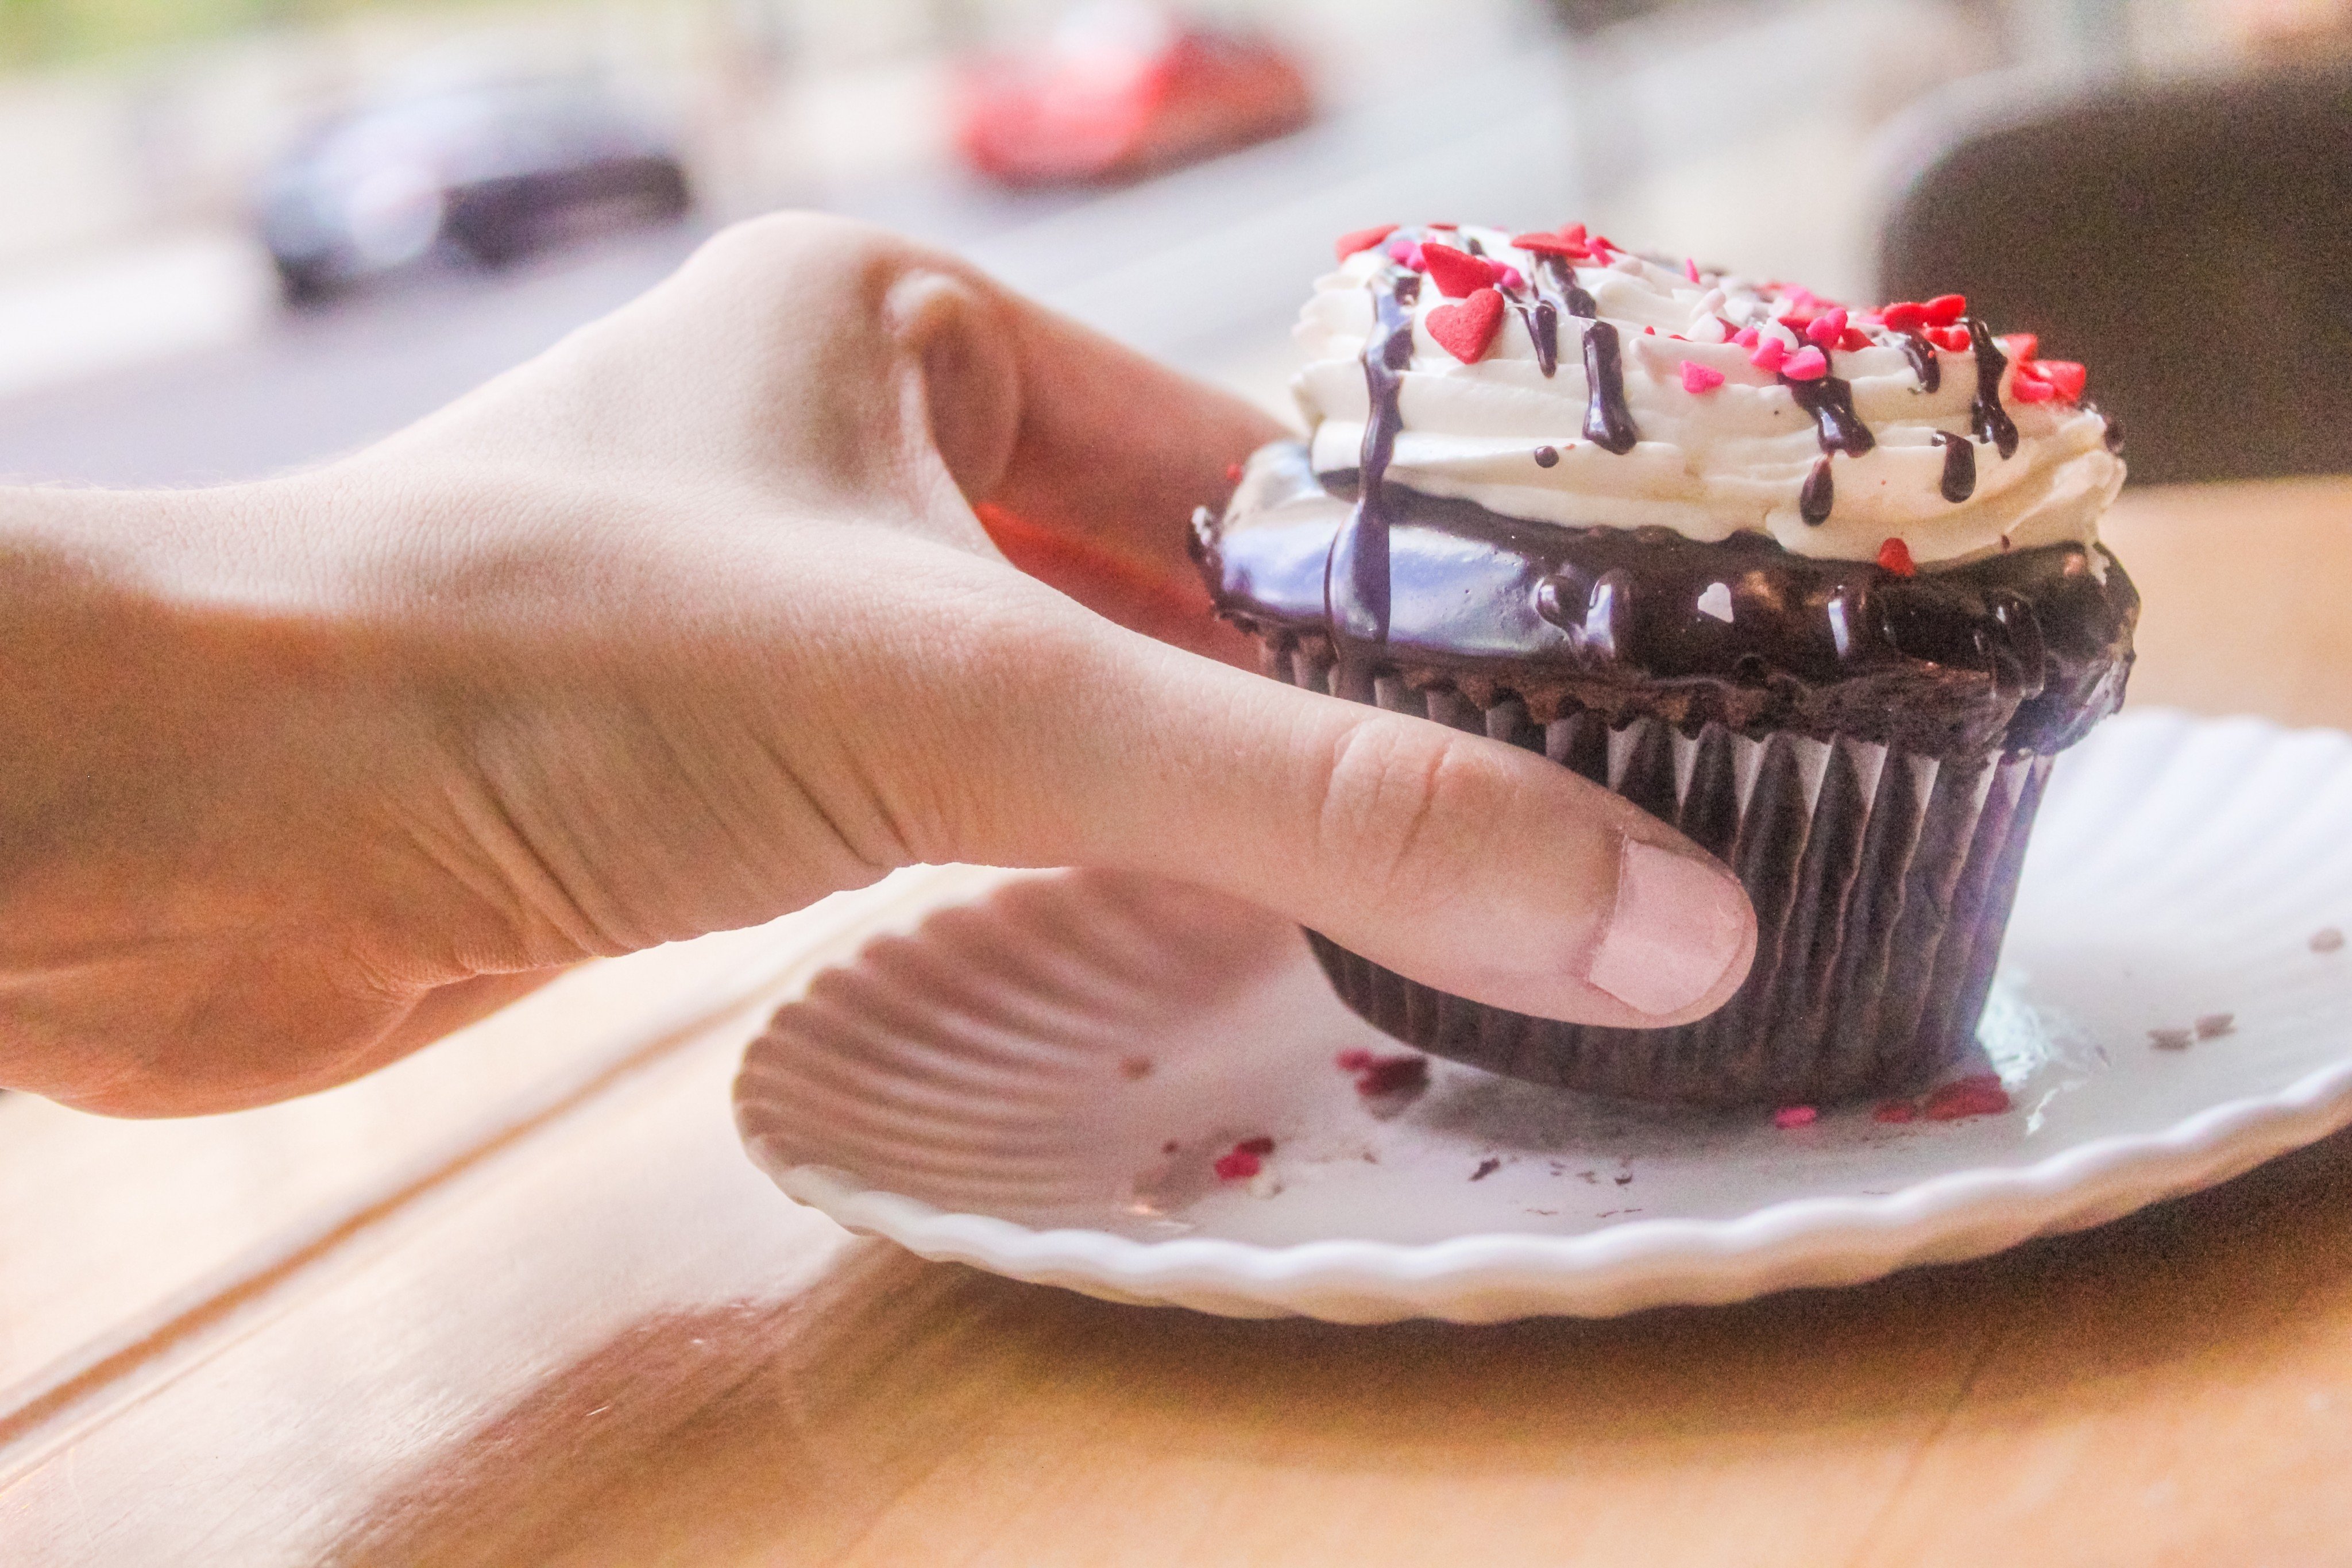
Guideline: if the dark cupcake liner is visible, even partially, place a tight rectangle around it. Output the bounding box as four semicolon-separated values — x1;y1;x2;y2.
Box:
1277;643;2052;1109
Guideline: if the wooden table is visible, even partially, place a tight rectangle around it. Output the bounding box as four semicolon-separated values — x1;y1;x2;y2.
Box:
6;478;2351;1567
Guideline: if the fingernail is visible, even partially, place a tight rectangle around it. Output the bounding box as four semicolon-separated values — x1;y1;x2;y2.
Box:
1587;837;1750;1017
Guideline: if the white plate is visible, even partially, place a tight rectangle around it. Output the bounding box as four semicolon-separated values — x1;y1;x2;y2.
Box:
734;710;2352;1322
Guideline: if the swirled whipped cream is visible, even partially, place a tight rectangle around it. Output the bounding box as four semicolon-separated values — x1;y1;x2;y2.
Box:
1294;223;2124;567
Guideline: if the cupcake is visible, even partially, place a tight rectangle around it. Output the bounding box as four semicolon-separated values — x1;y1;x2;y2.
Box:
1189;222;2137;1107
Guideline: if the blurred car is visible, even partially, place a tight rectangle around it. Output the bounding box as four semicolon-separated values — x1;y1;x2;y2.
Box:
256;78;691;303
955;2;1313;187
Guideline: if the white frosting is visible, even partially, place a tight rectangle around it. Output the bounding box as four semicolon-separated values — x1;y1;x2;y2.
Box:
1292;226;2124;567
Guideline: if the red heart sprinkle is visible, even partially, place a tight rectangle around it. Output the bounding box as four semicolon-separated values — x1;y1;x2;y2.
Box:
1922;1074;2010;1121
1334;223;1398;261
1422;241;1499;298
1922;293;1968;326
1877;538;1917;576
1930;325;1973;352
2010;374;2057;403
1874;1100;1920;1124
2001;332;2039;364
1224;461;1243;482
1511;234;1588;259
2037;359;2087;400
1879;301;1928;333
1838;327;1873;352
1213;1147;1261;1181
1426;287;1506;362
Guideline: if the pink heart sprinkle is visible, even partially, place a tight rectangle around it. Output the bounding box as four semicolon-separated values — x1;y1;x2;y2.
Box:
1774;1105;1818;1129
1685;256;1702;283
1779;346;1829;380
1681;360;1726;393
1749;337;1790;372
1497;264;1524;290
1732;325;1760;347
1804;307;1848;346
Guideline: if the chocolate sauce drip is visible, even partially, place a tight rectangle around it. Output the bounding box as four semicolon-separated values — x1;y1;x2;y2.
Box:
1534;444;1561;468
1581;321;1639;454
1898;333;1942;393
1933;431;1978;503
1324;271;1419;644
2102;415;2125;453
1800;456;1835;524
1522;298;1560;376
1783;376;1876;457
1968;318;2020;459
1538;254;1597;318
1464;235;1486;257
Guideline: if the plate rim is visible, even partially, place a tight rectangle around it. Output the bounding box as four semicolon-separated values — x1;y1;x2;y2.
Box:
734;708;2352;1319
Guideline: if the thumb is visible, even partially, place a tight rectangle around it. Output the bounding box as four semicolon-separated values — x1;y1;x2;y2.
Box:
915;598;1756;1029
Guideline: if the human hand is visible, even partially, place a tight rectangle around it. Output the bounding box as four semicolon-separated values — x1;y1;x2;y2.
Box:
0;214;1752;1116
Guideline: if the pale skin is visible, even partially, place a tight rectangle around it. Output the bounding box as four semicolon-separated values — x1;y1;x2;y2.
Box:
0;214;1755;1118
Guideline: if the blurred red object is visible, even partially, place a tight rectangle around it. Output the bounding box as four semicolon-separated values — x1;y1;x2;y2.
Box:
956;3;1312;186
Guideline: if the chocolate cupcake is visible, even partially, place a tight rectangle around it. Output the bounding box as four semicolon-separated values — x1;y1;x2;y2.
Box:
1191;223;2137;1108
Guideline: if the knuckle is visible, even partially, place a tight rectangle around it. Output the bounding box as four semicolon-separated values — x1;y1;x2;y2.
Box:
689;213;935;313
1314;717;1514;909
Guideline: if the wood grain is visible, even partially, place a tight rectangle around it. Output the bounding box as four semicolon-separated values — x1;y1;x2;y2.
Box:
4;481;2350;1566
2103;476;2352;731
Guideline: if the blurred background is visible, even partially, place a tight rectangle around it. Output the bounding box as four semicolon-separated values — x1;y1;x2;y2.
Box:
0;0;2338;488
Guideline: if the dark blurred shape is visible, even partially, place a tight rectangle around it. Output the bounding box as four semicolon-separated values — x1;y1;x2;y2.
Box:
257;77;692;305
1879;65;2352;486
955;2;1311;187
1542;0;1684;36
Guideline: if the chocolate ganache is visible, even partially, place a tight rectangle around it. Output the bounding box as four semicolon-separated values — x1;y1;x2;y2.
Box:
1195;442;2135;758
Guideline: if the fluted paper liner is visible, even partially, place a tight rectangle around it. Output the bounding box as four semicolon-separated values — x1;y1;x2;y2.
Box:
1279;646;2052;1107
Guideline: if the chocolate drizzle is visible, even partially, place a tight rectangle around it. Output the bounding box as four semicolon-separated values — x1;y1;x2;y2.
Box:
1799;456;1835;524
1537;254;1597;319
2102;414;2125;453
1782;375;1876;457
1520;298;1559;376
1968;318;2020;459
1581;321;1640;454
1932;431;1978;503
1898;333;1942;393
1324;271;1419;644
